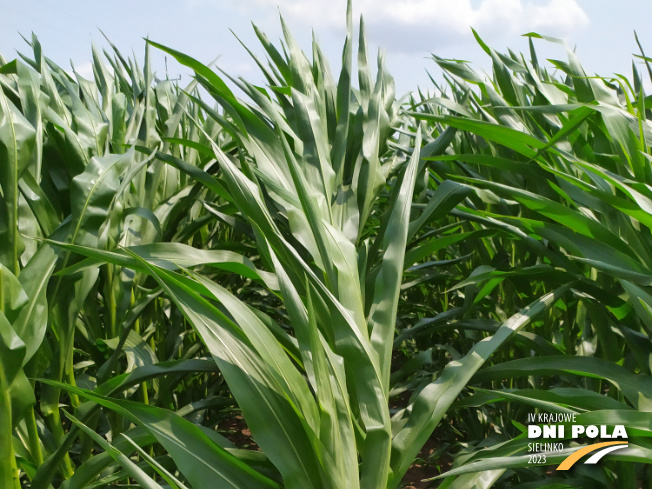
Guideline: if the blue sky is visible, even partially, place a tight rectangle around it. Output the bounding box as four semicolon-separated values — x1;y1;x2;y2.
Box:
2;0;652;94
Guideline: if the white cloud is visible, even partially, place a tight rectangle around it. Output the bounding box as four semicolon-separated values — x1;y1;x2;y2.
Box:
246;0;589;52
68;61;94;79
369;0;588;34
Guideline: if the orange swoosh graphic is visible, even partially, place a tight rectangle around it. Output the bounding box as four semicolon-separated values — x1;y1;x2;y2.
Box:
556;441;628;470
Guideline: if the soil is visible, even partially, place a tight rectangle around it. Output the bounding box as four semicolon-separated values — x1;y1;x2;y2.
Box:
218;414;260;450
401;434;453;489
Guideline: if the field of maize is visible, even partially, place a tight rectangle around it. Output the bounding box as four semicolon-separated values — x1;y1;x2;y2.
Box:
2;4;652;488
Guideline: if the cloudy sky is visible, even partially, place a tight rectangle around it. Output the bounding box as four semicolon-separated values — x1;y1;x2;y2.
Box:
1;0;650;94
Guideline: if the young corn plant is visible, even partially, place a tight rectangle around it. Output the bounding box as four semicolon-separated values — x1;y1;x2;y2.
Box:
406;32;652;486
47;8;416;487
1;36;244;488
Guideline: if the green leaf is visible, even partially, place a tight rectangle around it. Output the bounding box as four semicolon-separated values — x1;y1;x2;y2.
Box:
45;380;282;489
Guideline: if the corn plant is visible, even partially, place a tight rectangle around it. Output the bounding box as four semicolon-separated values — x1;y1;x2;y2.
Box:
404;31;652;487
0;34;242;488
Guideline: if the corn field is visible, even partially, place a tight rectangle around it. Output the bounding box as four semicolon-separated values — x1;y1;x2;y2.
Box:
1;4;652;488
